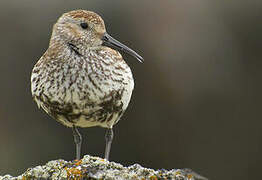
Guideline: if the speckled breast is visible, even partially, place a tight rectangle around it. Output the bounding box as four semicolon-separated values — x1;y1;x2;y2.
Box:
31;46;134;128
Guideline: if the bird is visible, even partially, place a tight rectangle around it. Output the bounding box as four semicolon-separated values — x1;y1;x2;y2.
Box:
30;10;143;160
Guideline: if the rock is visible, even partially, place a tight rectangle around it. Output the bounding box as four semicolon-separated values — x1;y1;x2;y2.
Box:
0;155;207;180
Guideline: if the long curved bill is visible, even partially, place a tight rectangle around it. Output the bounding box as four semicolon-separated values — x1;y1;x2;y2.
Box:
102;32;144;63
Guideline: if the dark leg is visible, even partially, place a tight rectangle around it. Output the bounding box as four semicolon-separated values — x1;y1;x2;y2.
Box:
104;128;114;160
72;125;82;160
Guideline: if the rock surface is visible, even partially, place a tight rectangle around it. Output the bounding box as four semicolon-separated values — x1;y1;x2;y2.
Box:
0;155;207;180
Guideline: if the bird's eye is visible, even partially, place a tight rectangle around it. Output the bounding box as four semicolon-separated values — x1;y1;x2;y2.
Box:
80;23;88;29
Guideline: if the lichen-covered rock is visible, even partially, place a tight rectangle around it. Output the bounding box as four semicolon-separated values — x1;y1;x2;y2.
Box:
0;155;207;180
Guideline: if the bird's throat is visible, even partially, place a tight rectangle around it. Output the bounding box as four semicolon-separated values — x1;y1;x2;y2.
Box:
68;43;82;56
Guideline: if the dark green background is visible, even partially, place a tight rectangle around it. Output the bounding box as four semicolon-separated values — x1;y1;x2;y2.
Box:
0;0;261;179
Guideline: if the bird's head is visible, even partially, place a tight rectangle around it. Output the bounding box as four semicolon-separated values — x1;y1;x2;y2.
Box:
52;10;143;62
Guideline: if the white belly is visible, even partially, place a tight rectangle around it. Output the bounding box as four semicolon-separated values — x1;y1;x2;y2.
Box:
31;50;134;128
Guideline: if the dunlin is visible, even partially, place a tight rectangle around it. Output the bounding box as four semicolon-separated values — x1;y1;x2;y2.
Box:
31;10;143;160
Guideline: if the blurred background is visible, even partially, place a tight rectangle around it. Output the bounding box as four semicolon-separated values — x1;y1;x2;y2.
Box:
0;0;261;179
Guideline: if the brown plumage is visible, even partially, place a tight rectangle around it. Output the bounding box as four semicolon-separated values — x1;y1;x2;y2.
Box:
31;10;143;160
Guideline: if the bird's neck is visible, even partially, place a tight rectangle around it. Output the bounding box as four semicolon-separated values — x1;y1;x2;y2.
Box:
50;36;101;55
48;36;106;62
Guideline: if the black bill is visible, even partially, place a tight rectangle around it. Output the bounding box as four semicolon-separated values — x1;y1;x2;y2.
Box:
102;32;144;63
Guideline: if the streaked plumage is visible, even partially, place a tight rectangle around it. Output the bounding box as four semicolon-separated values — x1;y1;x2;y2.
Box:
31;10;143;160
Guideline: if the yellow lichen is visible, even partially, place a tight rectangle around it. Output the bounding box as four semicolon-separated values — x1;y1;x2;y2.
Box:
175;171;181;176
73;159;82;166
187;174;193;179
149;175;158;180
64;166;83;180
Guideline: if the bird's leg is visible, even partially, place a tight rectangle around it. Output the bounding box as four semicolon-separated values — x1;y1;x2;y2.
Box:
72;125;82;160
104;128;114;160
